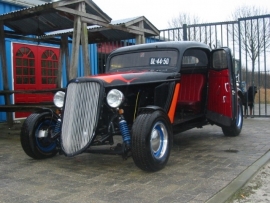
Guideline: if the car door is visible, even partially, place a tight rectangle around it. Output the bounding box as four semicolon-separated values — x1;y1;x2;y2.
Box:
206;48;237;127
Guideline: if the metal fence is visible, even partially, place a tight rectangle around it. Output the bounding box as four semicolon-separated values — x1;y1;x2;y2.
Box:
96;15;270;117
157;15;270;117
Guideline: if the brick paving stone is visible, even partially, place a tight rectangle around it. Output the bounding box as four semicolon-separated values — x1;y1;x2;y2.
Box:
0;118;270;203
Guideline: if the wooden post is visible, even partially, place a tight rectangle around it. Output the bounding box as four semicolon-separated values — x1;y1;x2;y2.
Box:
80;2;91;76
69;3;82;80
135;21;145;44
135;35;140;44
57;35;69;87
0;21;13;126
140;20;145;44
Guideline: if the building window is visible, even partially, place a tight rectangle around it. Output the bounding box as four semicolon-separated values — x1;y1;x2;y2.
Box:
15;47;35;84
41;50;58;84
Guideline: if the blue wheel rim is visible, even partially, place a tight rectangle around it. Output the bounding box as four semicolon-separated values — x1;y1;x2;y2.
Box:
236;100;243;129
35;120;56;153
150;121;168;159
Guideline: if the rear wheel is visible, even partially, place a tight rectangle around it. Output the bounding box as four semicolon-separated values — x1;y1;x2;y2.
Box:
222;97;243;136
20;112;60;159
131;109;173;172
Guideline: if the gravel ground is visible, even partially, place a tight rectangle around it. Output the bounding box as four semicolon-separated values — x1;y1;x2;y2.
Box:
230;161;270;203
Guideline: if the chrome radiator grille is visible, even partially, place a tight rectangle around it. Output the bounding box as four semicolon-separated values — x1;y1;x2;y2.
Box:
61;82;101;156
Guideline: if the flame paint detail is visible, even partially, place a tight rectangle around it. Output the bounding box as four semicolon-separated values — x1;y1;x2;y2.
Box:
92;72;144;84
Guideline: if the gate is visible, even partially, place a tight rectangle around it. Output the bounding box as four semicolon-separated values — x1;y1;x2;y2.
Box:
156;15;270;117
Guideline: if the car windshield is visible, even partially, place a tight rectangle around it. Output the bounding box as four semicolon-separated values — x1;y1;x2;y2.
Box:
108;50;178;72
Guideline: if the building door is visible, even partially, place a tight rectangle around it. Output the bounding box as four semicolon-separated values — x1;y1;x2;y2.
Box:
13;43;59;118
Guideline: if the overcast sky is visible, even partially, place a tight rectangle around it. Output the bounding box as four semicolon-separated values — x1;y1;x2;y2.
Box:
93;0;270;30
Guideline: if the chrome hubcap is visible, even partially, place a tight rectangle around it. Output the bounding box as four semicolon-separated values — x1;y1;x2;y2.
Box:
150;122;168;159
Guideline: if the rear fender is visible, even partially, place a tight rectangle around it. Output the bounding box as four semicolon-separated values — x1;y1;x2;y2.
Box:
237;88;244;102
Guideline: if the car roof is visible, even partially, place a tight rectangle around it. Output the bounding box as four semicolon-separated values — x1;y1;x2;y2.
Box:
110;41;211;55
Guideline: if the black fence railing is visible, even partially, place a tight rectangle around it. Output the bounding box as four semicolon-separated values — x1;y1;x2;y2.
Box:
155;15;270;117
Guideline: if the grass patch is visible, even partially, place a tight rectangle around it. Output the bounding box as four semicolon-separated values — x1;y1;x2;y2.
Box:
228;180;262;203
254;88;270;104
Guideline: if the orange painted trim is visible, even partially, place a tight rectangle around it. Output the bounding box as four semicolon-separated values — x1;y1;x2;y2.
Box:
168;83;180;123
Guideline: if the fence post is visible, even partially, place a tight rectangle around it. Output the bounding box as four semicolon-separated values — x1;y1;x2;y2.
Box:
183;24;187;41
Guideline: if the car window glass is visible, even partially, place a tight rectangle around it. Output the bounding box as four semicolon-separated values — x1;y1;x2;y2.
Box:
212;50;228;69
109;50;178;71
182;49;208;67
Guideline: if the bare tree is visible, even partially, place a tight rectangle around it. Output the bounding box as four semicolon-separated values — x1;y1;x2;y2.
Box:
229;6;270;85
167;13;215;48
167;13;201;42
168;13;201;28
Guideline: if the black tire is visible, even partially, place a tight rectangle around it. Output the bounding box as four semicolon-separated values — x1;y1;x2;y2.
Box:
131;109;173;172
222;97;243;136
20;112;59;159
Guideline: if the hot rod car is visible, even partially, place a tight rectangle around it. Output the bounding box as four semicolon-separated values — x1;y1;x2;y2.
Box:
20;41;243;172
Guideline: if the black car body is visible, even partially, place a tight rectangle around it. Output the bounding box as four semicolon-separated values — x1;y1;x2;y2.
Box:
20;41;243;172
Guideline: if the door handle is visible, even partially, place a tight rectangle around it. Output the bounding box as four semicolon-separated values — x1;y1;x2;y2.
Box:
225;83;229;92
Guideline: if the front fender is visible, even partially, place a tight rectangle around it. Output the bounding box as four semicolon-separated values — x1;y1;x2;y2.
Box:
138;105;166;114
35;108;61;120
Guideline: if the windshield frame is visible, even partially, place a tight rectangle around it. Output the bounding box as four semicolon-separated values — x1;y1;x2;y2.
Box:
106;48;179;73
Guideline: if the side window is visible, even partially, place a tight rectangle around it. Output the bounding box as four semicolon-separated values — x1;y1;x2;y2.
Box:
182;49;208;67
212;50;228;69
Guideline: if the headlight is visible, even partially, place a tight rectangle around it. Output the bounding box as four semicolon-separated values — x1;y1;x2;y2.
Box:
106;89;124;108
53;91;65;108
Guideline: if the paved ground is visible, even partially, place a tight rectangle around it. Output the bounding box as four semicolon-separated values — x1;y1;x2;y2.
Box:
0;117;269;203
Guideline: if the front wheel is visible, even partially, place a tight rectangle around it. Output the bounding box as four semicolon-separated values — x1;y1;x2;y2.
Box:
222;97;243;136
20;112;60;159
131;109;173;172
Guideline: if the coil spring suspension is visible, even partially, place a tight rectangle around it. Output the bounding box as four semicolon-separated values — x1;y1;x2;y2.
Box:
119;120;131;146
54;119;61;135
